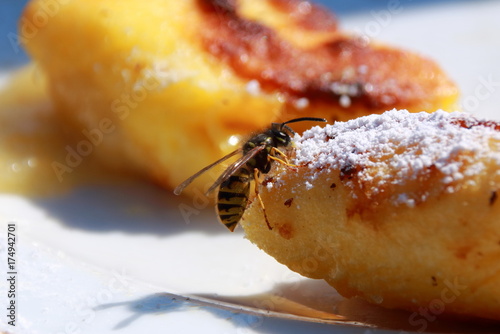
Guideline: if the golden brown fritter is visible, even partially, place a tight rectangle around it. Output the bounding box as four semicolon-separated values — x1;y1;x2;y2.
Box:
242;110;500;321
20;0;458;194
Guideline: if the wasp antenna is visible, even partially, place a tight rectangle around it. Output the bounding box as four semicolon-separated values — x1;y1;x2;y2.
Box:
280;117;327;131
281;124;296;135
282;117;327;125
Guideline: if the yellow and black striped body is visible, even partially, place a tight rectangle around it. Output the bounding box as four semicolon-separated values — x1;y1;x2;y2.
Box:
217;135;275;231
217;166;252;232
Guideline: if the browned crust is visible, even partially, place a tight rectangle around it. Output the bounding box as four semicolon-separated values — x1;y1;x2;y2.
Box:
337;116;500;218
451;118;500;131
196;0;455;111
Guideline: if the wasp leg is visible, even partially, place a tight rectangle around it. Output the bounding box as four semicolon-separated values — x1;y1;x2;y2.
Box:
253;168;273;230
269;147;298;168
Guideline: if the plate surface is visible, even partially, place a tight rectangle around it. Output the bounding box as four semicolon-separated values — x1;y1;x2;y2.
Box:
1;1;500;333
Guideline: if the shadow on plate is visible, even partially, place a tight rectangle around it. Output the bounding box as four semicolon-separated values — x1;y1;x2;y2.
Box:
31;181;230;236
94;292;266;331
96;278;500;333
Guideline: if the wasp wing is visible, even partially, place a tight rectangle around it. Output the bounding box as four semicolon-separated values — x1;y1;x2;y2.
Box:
206;145;266;195
174;148;243;195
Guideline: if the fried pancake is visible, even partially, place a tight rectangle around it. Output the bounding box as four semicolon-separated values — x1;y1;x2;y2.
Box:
242;110;500;321
20;0;458;194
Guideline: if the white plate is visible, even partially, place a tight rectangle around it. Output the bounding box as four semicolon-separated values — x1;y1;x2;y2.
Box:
1;1;500;333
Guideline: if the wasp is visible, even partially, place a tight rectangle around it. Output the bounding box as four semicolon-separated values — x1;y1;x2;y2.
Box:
174;117;327;231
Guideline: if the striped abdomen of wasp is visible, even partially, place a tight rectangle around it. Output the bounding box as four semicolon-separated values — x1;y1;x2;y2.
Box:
174;117;327;231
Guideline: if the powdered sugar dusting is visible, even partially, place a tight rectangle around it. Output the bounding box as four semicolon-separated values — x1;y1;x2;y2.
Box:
292;109;500;206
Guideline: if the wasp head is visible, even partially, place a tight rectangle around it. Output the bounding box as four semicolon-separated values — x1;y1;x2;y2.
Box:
243;117;327;154
271;126;292;148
